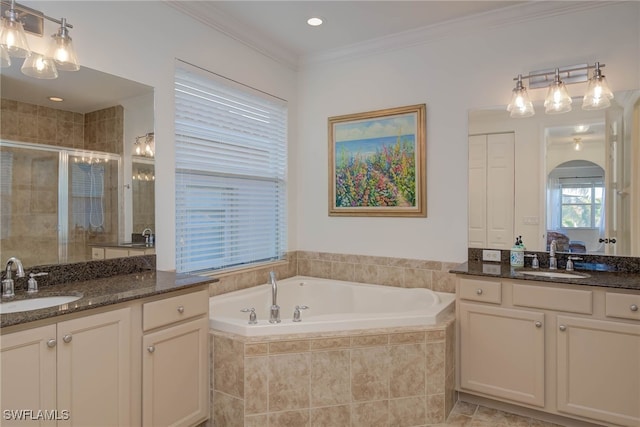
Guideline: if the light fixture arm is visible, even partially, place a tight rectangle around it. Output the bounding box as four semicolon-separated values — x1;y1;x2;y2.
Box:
512;63;605;83
1;0;74;35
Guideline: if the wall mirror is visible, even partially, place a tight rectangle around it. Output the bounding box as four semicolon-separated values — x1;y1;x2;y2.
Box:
1;63;155;268
468;89;640;257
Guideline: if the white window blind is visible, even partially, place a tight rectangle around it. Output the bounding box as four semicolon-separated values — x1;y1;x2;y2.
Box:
174;63;287;274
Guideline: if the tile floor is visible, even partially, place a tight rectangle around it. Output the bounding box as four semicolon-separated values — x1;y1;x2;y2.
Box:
437;401;569;427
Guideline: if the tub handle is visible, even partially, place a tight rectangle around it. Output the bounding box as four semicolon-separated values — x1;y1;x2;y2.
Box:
293;305;309;322
241;307;257;324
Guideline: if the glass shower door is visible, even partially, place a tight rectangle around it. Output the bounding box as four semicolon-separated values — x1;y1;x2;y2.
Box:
66;153;121;263
0;143;60;266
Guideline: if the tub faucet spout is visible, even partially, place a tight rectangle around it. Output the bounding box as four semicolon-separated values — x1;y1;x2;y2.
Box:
268;271;280;323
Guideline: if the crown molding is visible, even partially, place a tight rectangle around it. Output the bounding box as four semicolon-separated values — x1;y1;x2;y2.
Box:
300;1;622;68
164;1;299;71
165;1;623;72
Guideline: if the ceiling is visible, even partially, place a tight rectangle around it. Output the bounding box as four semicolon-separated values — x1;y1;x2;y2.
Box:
167;1;525;66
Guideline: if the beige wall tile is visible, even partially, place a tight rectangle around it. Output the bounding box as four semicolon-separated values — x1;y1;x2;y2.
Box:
269;353;310;411
310;405;350;427
389;396;427;426
378;265;404;287
389;332;425;345
351;400;389;427
351;347;389;401
426;393;445;424
351;334;388;347
433;271;456;293
269;409;310;427
389;343;426;398
245;414;268;427
310;337;351;350
245;356;268;415
212;392;243;427
403;268;433;288
310;350;350;407
353;263;378;284
213;335;244;398
427;341;446;395
245;343;269;356
331;261;355;282
269;340;311;354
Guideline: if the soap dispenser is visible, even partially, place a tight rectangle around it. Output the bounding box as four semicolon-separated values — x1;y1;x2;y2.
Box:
510;236;525;267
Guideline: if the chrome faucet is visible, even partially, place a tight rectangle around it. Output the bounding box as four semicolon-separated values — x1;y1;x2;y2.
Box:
142;228;154;246
268;271;280;323
2;257;25;298
549;239;558;270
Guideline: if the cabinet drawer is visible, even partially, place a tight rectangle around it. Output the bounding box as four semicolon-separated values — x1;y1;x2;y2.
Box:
512;284;592;314
143;290;208;331
459;278;502;304
606;292;640;321
91;247;105;260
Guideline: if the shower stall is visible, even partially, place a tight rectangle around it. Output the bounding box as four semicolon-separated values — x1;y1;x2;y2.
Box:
0;140;121;266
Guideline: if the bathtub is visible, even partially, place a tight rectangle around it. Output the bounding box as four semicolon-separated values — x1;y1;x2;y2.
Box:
209;276;455;336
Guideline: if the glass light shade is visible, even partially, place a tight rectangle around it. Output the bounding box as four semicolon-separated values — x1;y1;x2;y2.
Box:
544;82;572;114
0;45;10;67
507;87;535;118
573;139;583;151
582;75;613;110
0;17;30;58
47;28;80;71
21;53;59;79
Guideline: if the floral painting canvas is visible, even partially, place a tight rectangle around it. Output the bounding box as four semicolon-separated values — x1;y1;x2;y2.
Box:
328;104;426;217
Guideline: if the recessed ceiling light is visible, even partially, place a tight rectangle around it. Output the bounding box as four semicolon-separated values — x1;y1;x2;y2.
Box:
307;17;324;27
48;96;64;102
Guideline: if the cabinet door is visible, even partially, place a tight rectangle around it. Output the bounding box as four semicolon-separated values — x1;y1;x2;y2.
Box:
459;303;545;407
1;325;57;427
142;317;209;427
57;307;132;427
557;316;640;426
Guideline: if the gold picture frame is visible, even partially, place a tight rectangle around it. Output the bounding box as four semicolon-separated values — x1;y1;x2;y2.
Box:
328;104;426;217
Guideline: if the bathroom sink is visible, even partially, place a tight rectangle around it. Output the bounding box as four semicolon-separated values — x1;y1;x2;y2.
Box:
0;295;81;314
519;270;590;279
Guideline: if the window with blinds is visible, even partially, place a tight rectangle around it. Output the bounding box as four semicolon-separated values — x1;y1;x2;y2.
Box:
174;62;287;274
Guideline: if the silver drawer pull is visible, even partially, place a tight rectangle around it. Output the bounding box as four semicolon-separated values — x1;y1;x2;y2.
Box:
631;304;638;312
559;325;566;332
476;289;483;295
47;339;57;348
535;321;542;328
147;346;155;353
62;334;72;343
177;305;185;314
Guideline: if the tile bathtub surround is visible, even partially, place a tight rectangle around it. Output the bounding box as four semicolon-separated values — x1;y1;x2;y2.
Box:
210;316;456;427
209;251;461;297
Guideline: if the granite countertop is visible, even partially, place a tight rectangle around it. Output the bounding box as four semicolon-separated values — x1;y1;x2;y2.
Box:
88;242;155;249
451;261;640;291
1;271;216;328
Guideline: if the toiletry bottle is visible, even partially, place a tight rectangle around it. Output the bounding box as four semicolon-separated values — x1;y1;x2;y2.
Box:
510;236;525;267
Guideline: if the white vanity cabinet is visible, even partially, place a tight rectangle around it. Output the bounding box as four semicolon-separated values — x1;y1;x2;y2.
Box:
1;308;132;427
456;276;640;427
1;284;210;427
141;290;209;427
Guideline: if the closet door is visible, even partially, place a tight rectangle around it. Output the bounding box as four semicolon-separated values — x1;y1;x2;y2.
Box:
468;133;515;249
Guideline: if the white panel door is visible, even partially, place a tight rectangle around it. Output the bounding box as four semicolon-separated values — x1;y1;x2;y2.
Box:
486;133;515;248
469;135;488;247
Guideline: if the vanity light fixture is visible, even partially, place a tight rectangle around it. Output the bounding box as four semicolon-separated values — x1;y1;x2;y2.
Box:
507;62;614;118
21;52;58;78
0;0;79;77
134;132;155;158
573;137;583;151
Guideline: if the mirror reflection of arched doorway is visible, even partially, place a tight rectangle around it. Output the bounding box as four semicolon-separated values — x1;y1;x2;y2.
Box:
547;160;605;253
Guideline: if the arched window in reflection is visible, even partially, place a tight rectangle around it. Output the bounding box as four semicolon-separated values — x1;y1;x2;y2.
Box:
547;160;605;253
